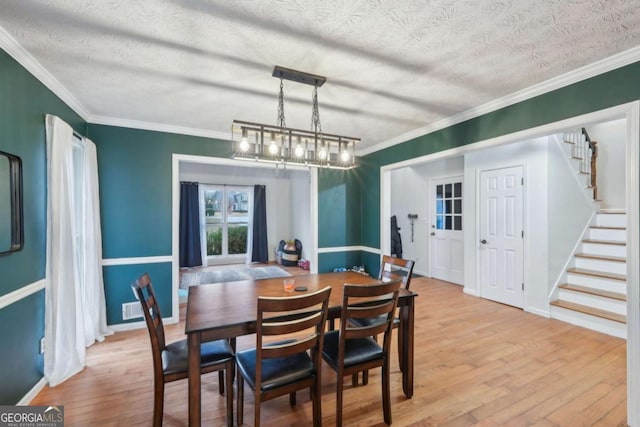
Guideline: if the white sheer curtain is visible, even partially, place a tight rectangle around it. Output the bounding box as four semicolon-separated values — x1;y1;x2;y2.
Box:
44;115;112;387
198;185;210;268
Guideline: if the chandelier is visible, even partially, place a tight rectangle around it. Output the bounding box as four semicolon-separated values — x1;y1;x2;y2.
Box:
231;66;359;169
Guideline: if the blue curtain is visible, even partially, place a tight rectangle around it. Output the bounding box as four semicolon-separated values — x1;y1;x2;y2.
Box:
179;181;202;267
252;184;268;263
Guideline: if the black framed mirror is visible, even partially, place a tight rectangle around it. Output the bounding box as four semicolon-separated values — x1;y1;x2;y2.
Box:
0;150;24;254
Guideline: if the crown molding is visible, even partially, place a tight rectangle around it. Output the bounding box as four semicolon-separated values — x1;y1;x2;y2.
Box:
0;26;91;121
2;19;638;150
89;115;231;141
359;45;640;156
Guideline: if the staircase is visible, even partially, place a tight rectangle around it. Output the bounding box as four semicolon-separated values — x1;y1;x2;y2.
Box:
550;211;627;338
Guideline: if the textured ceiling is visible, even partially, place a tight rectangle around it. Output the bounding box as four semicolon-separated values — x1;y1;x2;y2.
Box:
1;0;640;152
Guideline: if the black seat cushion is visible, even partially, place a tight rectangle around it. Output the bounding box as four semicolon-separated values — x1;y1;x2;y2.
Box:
322;330;383;370
162;338;234;376
236;348;314;392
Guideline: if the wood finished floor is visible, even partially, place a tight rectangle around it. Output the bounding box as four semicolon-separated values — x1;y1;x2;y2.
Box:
31;275;627;426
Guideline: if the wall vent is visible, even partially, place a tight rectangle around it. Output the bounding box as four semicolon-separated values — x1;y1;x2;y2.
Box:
122;302;143;320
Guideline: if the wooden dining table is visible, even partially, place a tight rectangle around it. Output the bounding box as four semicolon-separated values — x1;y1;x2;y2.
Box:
185;270;417;426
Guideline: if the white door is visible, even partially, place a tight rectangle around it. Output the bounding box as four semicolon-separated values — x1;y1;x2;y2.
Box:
429;176;464;284
479;166;524;308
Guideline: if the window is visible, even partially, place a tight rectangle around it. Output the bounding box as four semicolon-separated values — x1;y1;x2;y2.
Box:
435;181;462;231
200;185;251;259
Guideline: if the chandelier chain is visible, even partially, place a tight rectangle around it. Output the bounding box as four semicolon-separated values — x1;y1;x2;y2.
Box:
277;77;286;128
311;85;322;135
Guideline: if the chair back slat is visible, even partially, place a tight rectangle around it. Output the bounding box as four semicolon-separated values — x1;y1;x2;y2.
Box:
259;287;331;311
254;286;331;394
347;299;396;319
262;311;324;336
338;280;401;360
261;335;318;359
378;255;415;290
345;322;390;340
131;273;166;376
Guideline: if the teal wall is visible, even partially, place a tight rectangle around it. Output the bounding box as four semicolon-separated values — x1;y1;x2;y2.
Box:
103;262;172;324
87;124;232;323
317;168;361;248
0;48;85;404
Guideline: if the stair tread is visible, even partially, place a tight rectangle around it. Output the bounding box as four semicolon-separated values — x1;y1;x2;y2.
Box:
590;225;626;230
582;239;626;246
575;253;626;263
567;267;626;281
559;283;626;301
563;140;576;144
551;300;626;323
598;210;626;214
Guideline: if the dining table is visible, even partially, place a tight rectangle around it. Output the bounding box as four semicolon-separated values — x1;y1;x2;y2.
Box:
185;270;418;426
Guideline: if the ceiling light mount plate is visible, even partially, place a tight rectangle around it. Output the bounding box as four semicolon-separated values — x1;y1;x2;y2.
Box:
272;66;326;87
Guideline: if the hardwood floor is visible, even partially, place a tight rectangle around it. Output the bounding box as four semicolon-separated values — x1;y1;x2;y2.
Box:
31;276;627;426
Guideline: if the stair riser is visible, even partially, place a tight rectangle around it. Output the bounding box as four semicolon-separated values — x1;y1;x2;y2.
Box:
574;258;627;275
557;289;626;315
566;273;627;294
596;214;626;228
581;242;627;258
550;306;626;339
589;228;626;241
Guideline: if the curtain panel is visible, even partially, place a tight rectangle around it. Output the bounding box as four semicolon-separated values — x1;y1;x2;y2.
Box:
179;181;202;267
251;184;268;263
44;115;111;387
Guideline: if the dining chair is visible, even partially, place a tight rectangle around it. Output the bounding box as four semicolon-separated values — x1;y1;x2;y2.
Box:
322;280;402;426
132;273;235;427
351;255;415;382
236;286;332;427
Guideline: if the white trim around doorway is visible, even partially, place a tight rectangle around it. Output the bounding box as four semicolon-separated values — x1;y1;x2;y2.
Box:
171;154;318;325
380;101;640;426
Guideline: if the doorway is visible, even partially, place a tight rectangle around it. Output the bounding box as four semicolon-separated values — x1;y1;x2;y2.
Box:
380;101;639;425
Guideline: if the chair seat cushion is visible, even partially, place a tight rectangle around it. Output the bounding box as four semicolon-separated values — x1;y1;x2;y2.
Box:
236;345;314;392
350;315;400;328
162;338;234;376
322;330;383;369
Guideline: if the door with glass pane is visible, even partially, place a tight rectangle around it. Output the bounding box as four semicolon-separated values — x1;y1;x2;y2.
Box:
429;176;464;284
201;186;251;262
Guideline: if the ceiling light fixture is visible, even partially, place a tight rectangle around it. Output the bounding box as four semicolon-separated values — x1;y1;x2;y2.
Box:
232;66;359;169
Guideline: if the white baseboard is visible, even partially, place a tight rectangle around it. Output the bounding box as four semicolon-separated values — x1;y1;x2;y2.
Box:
108;315;178;332
463;287;479;296
108;321;145;332
17;377;47;405
525;306;551;318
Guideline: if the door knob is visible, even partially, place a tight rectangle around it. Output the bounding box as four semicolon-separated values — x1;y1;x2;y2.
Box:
480;239;487;244
430;232;435;236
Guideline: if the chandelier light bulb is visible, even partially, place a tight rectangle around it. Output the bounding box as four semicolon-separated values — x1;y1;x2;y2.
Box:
340;150;350;162
295;143;304;158
239;138;249;152
318;146;327;160
269;141;279;155
239;129;250;152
